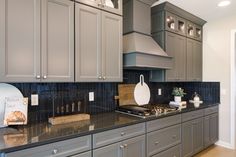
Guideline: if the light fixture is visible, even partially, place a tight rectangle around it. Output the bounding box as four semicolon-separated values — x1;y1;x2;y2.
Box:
218;1;231;7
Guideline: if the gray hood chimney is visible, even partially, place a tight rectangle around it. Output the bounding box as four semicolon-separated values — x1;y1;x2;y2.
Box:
123;0;172;69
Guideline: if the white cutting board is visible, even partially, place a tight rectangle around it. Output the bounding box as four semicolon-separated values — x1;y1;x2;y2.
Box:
0;83;23;128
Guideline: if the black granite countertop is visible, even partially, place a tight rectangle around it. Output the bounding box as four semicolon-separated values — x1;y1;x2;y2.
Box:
0;103;219;153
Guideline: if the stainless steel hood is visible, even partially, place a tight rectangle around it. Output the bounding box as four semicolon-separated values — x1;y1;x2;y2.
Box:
123;0;172;69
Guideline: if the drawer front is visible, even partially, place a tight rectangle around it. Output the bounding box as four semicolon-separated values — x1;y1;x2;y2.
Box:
182;109;204;122
53;135;91;157
147;114;181;132
204;106;218;115
71;151;91;157
147;124;181;157
152;144;181;157
93;123;145;148
5;135;91;157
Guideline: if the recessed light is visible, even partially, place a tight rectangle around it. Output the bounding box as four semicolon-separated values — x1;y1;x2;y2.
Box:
218;1;231;7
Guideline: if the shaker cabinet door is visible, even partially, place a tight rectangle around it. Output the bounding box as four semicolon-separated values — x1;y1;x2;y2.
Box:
75;4;102;82
41;0;74;82
101;12;122;82
0;0;41;82
93;142;122;157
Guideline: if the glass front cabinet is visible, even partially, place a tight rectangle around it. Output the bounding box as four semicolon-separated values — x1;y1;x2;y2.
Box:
76;0;122;15
165;12;186;36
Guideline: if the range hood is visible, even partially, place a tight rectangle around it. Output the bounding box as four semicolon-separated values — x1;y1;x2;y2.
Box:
123;0;172;69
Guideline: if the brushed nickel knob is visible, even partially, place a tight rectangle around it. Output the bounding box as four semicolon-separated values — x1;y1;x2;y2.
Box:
103;76;106;80
120;145;124;149
43;75;47;79
155;141;159;145
52;149;58;154
36;75;41;79
123;144;128;148
98;76;102;80
121;132;125;136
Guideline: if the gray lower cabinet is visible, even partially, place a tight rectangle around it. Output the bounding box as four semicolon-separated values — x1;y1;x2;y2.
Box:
4;135;91;157
0;0;74;82
75;2;122;82
204;113;219;148
152;144;181;157
186;38;202;81
93;135;145;157
182;117;204;157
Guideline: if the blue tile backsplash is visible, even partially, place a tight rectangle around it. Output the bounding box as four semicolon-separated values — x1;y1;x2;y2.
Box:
9;70;220;124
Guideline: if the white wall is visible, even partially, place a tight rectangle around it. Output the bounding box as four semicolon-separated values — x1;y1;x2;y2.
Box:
203;14;236;149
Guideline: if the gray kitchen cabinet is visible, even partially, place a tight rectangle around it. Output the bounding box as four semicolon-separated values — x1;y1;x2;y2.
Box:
0;0;74;82
122;135;146;157
93;142;122;157
204;108;219;148
4;135;91;157
186;38;202;81
182;117;204;157
71;151;91;157
152;144;181;157
93;135;145;157
0;0;41;82
75;2;122;82
165;31;186;81
75;0;122;15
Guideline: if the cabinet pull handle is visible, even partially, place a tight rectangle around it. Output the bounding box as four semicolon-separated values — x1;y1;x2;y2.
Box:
121;132;125;136
123;144;128;148
43;75;47;79
155;141;159;145
52;149;58;154
120;145;124;149
36;75;41;79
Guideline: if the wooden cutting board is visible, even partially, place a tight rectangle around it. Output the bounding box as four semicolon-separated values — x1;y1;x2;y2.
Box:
48;114;90;125
117;84;137;106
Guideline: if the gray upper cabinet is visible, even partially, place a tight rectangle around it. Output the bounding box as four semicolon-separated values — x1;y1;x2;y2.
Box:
75;0;122;15
41;0;74;82
186;38;202;81
0;0;41;82
165;31;186;81
0;0;74;82
75;2;122;82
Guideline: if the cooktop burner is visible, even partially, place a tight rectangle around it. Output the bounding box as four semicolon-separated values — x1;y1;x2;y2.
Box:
116;104;179;118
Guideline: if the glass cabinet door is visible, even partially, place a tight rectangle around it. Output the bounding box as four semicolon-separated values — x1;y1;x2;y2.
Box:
165;12;176;32
177;17;186;35
195;25;202;41
187;22;195;38
102;0;122;15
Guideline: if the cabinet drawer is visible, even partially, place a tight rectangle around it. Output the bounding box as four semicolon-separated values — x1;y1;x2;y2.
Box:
93;123;145;148
204;106;218;115
147;124;181;157
5;135;91;157
182;109;204;122
152;144;181;157
147;114;181;132
71;151;91;157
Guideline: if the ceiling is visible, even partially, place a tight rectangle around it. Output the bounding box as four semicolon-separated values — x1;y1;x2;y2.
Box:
153;0;236;22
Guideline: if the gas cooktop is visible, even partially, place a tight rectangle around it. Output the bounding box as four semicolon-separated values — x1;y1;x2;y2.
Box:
116;104;179;118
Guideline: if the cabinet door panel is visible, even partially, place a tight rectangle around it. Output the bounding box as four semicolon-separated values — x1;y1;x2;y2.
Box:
182;121;194;157
204;116;211;147
123;135;145;157
75;4;102;82
41;0;74;82
102;12;122;82
0;0;41;82
75;0;100;9
210;113;218;143
93;142;122;157
165;32;186;81
193;118;204;153
71;151;91;157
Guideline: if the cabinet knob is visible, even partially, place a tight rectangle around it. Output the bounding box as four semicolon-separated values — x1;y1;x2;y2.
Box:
121;132;125;136
123;144;128;148
52;149;58;154
120;145;124;149
43;75;47;79
98;76;102;80
36;75;41;79
103;76;106;80
155;141;159;145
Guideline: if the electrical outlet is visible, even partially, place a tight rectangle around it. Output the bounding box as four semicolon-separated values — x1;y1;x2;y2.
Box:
158;88;162;95
31;94;39;106
89;92;94;101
